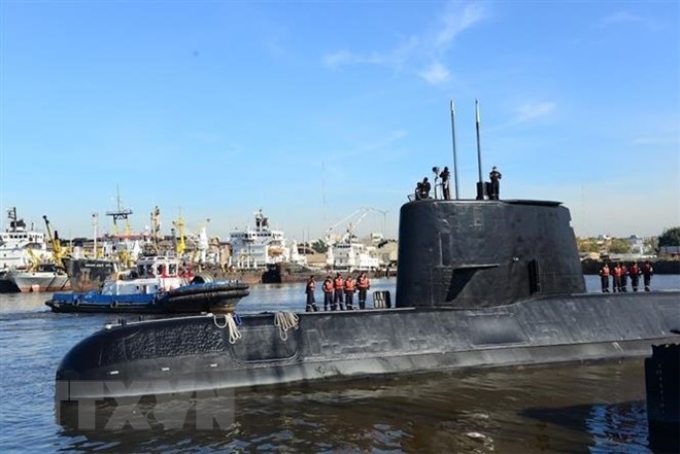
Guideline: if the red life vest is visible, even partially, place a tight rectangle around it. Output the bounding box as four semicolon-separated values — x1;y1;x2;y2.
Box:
599;266;610;277
345;279;356;292
323;280;334;292
357;276;369;289
334;277;344;290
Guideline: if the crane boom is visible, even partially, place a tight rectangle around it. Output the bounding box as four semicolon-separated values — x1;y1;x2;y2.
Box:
42;215;64;267
325;207;384;245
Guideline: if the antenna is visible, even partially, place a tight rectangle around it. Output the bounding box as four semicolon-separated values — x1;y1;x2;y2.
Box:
450;101;460;200
106;187;133;236
475;99;486;200
92;213;98;258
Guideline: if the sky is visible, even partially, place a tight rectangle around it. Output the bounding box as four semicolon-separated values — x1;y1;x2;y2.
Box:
1;0;678;243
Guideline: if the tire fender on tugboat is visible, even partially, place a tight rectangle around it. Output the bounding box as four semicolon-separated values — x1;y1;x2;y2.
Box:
191;274;214;284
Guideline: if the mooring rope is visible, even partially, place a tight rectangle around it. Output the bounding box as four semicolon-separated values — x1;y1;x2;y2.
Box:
213;313;242;344
274;311;299;341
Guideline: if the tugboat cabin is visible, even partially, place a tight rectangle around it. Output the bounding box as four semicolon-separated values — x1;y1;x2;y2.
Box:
101;256;186;296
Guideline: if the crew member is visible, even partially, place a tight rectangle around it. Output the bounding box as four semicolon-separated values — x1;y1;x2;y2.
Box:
612;263;622;293
642;260;653;291
333;273;345;310
598;262;610;293
439;166;451;200
489;166;502;200
322;276;334;311
357;272;370;309
344;275;356;310
414;182;423;200
629;262;641;292
305;275;318;312
619;263;628;292
421;177;431;199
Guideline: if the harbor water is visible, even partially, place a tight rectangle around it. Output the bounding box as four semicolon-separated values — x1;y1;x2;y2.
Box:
1;275;679;453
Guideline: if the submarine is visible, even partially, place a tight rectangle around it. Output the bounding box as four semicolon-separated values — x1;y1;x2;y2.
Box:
54;193;680;400
54;103;679;400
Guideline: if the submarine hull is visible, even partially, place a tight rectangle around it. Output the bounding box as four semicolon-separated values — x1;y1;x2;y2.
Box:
56;291;680;399
55;198;680;400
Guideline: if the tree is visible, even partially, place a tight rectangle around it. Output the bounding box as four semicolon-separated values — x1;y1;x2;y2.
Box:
658;227;680;247
311;239;328;254
577;237;600;253
609;238;631;254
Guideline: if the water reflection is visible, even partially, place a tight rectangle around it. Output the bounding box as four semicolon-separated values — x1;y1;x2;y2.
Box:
55;361;662;453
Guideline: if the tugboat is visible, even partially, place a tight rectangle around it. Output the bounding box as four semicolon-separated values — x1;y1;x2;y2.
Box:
46;255;250;314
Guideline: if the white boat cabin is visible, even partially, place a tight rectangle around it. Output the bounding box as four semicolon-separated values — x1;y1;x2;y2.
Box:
100;256;187;296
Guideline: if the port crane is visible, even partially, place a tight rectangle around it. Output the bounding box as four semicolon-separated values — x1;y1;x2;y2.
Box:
172;210;211;263
324;207;386;245
42;215;65;267
171;210;187;257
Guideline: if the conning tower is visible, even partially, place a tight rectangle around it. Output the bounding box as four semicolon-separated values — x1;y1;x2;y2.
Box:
396;199;585;308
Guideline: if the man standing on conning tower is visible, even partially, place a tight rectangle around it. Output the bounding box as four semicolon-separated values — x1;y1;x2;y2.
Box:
489;166;502;200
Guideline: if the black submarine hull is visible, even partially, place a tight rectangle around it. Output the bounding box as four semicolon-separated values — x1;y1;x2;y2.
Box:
55;198;680;400
56;291;680;399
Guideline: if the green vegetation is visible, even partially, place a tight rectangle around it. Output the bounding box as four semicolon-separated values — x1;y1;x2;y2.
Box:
311;239;328;254
658;227;680;247
577;238;600;254
608;238;631;254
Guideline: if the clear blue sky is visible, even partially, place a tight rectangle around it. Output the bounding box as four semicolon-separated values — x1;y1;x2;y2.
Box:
1;0;678;242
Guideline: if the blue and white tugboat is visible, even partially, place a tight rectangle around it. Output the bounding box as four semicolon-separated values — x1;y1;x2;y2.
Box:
45;255;249;314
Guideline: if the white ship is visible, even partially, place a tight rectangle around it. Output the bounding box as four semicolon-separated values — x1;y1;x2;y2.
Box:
324;208;384;272
0;207;51;272
228;209;298;269
3;263;70;293
327;240;381;272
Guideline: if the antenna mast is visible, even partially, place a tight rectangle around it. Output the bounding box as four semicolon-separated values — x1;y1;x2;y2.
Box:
106;187;133;236
475;99;486;200
450;101;460;200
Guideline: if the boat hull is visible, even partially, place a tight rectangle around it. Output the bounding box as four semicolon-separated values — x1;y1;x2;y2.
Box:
46;281;250;314
62;257;118;292
6;272;71;293
55;291;680;399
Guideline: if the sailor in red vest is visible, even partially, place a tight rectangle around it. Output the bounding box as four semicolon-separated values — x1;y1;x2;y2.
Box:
599;263;610;293
333;273;345;310
612;263;622;293
357;272;370;309
344;275;356;310
305;275;318;312
642;260;654;291
629;262;641;292
322;276;334;311
619;263;629;292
